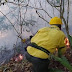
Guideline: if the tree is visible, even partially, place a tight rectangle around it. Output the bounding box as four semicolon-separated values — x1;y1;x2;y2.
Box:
0;0;71;42
0;0;36;40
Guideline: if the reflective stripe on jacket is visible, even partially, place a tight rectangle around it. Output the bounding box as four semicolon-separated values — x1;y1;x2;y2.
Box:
27;25;66;59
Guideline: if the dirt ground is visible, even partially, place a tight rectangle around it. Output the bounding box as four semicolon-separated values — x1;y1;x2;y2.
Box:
0;49;72;72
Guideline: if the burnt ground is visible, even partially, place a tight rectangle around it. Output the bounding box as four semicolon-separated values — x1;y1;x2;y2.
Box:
0;49;72;72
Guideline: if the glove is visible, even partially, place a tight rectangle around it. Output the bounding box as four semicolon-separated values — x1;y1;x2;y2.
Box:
22;39;26;43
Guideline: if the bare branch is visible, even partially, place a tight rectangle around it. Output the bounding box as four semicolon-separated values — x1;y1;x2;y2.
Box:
41;9;52;18
39;1;52;18
60;0;62;18
61;0;69;35
46;0;60;11
19;6;22;34
5;6;19;22
62;0;64;14
36;10;49;23
1;1;28;7
62;16;69;35
28;6;52;18
23;6;28;19
52;7;55;16
39;0;42;8
67;0;70;25
0;11;23;40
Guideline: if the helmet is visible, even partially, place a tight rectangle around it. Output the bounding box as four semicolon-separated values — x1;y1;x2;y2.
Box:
49;17;62;25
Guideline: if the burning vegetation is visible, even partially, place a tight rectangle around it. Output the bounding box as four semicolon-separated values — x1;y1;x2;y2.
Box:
64;37;70;48
12;54;23;62
0;37;72;72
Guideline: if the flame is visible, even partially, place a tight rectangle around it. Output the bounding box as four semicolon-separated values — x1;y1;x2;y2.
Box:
56;48;58;51
19;54;23;60
55;37;70;53
64;37;70;48
15;58;18;62
13;54;23;62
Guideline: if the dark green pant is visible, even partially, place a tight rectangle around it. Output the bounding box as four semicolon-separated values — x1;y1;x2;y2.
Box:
25;52;50;72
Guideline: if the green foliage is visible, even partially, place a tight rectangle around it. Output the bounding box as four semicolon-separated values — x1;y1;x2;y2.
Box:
49;35;72;72
52;55;72;72
58;48;62;57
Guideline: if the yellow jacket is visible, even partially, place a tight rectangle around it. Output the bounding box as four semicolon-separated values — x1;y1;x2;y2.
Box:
27;25;66;59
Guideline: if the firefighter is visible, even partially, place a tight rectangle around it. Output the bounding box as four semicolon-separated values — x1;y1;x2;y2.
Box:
25;17;66;72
